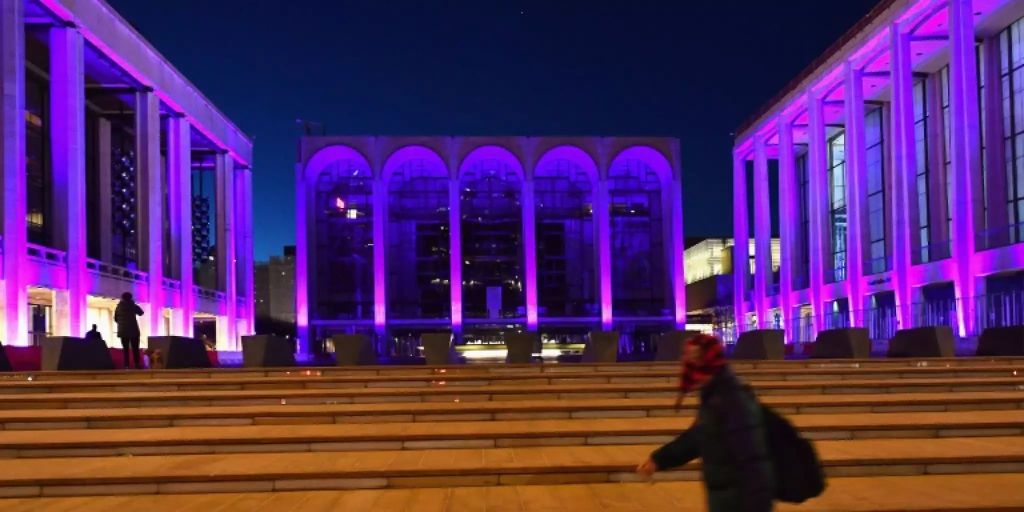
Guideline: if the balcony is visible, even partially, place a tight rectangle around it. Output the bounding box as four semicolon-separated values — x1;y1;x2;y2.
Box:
86;259;147;283
194;286;226;302
27;244;67;266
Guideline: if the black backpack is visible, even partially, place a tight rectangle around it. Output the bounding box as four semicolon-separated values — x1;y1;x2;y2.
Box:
762;405;826;503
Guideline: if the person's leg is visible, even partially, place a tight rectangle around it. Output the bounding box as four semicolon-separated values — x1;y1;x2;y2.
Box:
120;338;130;368
131;337;142;369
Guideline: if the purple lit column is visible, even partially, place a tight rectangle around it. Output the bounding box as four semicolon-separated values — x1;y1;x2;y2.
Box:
889;23;916;330
732;150;750;332
49;23;87;336
844;62;867;327
243;169;255;334
522;178;538;330
448;177;462;332
777;116;797;342
670;175;686;329
806;93;828;336
372;175;387;334
948;0;981;337
1;0;28;346
596;176;613;330
295;162;310;353
215;152;237;349
136;89;163;340
167;114;193;336
752;135;770;328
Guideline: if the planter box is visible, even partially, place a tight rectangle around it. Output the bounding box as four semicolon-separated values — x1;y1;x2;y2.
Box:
331;334;378;366
812;328;871;359
42;336;115;371
582;331;619;363
732;329;785;360
887;327;955;358
147;336;212;369
504;332;537;364
242;335;296;367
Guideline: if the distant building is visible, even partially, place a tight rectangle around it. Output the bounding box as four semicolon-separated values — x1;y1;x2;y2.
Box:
255;246;296;336
295;136;687;355
684;238;780;338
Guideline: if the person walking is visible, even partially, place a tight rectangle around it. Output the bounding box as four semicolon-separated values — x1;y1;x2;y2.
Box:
114;292;144;369
636;334;775;512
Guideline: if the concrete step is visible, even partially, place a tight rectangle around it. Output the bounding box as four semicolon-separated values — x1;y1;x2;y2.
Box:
0;377;1020;410
0;391;1019;430
0;436;1020;497
0;364;1020;395
0;410;1020;458
1;474;1021;511
2;356;1021;382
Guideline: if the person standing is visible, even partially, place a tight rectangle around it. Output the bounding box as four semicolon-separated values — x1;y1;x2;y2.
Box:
84;324;104;344
636;334;775;512
114;292;144;369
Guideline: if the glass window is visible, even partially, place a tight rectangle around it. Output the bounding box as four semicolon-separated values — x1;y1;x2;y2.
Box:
1001;17;1024;243
865;105;887;274
795;151;810;290
827;132;847;283
609;159;666;317
314;160;374;320
535;160;596;318
460;159;524;320
25;71;50;246
387;159;451;320
941;66;954;240
913;78;932;262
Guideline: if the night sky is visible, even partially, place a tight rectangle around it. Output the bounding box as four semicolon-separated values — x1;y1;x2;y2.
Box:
105;0;879;261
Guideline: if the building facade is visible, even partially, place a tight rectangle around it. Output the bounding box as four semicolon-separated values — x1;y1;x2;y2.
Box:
297;136;686;355
733;0;1024;343
0;0;254;348
255;245;295;335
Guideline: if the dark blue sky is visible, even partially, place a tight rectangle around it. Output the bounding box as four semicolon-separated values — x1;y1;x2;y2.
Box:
106;0;879;261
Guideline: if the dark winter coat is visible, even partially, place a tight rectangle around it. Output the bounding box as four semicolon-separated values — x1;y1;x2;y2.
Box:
113;299;144;339
650;366;775;512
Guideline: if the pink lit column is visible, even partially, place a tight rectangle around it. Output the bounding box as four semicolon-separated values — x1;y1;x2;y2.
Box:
522;178;538;330
372;176;387;334
596;176;613;330
777;116;797;342
448;177;462;332
49;23;87;337
295;163;310;353
215;152;237;349
732;150;750;332
670;175;686;329
806;93;828;336
243;169;255;334
948;0;981;337
167;114;193;336
752;135;770;328
0;0;28;346
136;89;163;340
843;62;866;327
889;24;916;329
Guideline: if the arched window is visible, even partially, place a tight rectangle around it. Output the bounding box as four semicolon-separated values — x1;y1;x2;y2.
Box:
535;155;597;318
608;156;668;317
460;150;524;320
313;159;374;319
386;150;450;320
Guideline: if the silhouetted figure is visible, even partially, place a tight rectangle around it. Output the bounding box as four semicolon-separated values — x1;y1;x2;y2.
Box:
114;292;144;369
84;324;104;344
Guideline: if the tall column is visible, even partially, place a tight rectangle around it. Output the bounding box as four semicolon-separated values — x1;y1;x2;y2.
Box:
243;169;255;334
234;166;254;337
522;178;538;330
167;114;192;336
448;177;462;333
49;23;87;337
949;0;981;337
0;0;27;346
295;163;310;353
981;37;1008;246
670;175;686;329
732;150;750;332
752;135;771;328
807;92;828;335
777;116;797;342
97;117;113;262
596;176;613;330
844;62;867;327
890;23;916;329
372;174;386;336
136;89;163;339
215;152;236;349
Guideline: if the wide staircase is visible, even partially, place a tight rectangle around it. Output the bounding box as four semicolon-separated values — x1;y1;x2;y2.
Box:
0;357;1021;511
